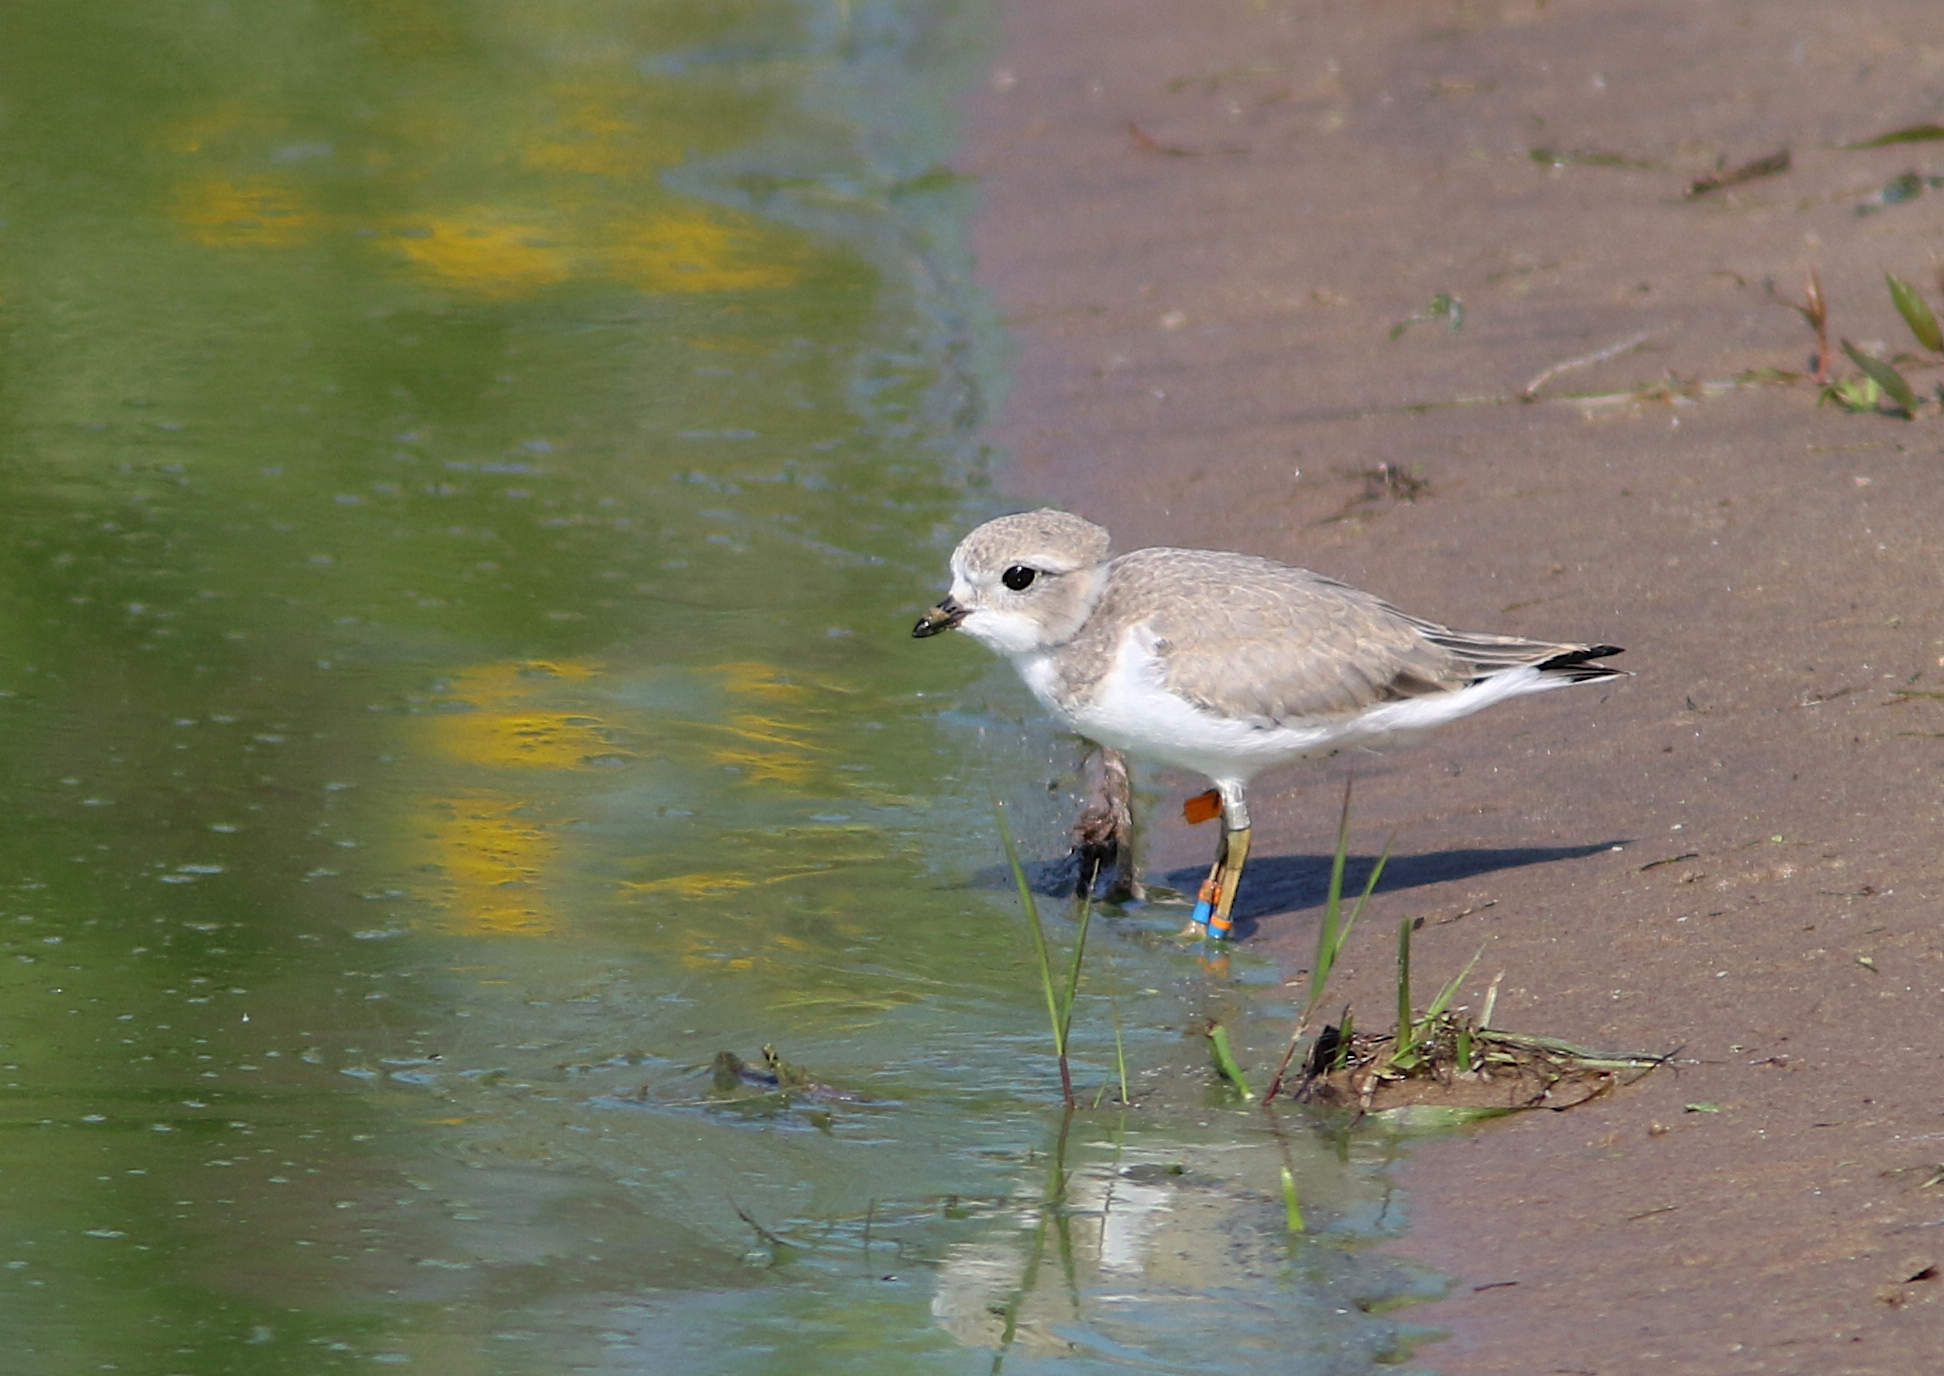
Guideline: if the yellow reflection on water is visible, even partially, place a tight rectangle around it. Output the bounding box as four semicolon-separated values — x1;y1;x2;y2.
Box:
713;661;812;702
381;206;802;298
606;210;803;293
173;175;317;247
386;210;576;298
627;823;895;978
396;654;913;1017
160;67;806;297
403;657;864;942
690;661;823;786
412;794;557;934
412;659;610;935
427;660;611;770
519;79;686;179
625;832;861;901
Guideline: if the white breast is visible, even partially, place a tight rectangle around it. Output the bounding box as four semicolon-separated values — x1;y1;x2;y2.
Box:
1013;625;1339;785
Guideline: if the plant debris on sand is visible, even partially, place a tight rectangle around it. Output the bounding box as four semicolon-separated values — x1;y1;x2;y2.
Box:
1289;1014;1671;1121
1243;778;1673;1124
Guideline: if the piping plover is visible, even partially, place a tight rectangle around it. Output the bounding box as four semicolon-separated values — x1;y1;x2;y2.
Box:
914;509;1624;937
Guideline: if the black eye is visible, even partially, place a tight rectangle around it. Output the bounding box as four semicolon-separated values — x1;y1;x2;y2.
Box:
1001;565;1037;592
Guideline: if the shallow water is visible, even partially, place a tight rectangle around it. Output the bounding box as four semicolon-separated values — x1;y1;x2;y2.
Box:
0;2;1438;1370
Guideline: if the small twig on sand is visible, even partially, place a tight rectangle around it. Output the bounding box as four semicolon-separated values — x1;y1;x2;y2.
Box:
1520;331;1659;401
1771;268;1830;382
1684;148;1790;199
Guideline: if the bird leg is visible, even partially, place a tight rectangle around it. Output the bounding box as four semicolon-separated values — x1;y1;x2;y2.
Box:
1191;783;1252;939
1207;824;1251;938
1074;747;1143;902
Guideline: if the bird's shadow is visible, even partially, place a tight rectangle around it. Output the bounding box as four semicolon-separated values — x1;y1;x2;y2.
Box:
1172;843;1624;941
978;840;1624;938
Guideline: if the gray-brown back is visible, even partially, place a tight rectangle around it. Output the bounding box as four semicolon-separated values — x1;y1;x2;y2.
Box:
1057;547;1601;725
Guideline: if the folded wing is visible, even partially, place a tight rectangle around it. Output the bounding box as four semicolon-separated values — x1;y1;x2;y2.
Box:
1099;549;1621;726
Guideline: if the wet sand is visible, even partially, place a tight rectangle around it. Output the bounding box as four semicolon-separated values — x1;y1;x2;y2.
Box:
959;1;1944;1370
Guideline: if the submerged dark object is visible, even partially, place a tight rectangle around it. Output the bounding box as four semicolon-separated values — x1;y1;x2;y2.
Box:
710;1047;867;1103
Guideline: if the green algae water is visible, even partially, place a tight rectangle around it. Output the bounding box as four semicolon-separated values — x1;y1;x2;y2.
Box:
0;2;1440;1371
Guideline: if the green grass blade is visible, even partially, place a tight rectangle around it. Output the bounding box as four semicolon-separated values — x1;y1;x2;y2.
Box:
1420;944;1486;1029
1102;945;1130;1106
1841;123;1944;149
1342;834;1392;938
1887;273;1944;352
1478;972;1502;1030
1308;779;1355;1009
1841;339;1920;414
1274;784;1385;1102
1393;911;1414;1065
1307;790;1390;1025
1482;1029;1670;1066
1279;1165;1305;1233
993;799;1073;1106
1206;1023;1255;1100
1058;890;1095;1049
1111;1016;1128;1106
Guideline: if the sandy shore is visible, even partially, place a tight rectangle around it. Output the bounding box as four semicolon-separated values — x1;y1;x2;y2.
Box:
959;1;1944;1370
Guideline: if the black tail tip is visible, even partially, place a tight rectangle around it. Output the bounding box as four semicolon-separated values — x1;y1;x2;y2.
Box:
1537;644;1626;678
